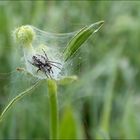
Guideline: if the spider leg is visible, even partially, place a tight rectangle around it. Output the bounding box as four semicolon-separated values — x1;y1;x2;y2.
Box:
42;49;62;66
41;65;51;78
47;60;62;65
45;72;49;78
42;49;49;60
50;68;54;74
45;71;52;79
48;73;52;79
37;68;41;73
47;66;54;74
50;63;61;70
28;60;34;65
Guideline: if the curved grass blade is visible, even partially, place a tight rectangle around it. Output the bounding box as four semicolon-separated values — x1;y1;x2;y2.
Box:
63;21;104;61
0;80;40;122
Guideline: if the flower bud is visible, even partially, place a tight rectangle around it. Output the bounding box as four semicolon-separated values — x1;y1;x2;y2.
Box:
14;25;35;46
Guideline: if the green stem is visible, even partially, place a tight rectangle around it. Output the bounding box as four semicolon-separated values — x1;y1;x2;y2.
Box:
47;79;58;139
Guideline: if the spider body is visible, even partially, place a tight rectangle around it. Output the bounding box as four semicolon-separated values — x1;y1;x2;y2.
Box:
28;49;61;78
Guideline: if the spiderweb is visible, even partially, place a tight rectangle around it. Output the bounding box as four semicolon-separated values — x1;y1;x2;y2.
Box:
0;24;105;124
0;24;124;140
0;26;81;119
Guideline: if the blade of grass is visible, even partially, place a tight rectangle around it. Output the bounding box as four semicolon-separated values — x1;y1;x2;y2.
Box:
63;21;104;61
59;105;77;139
96;48;122;139
0;81;40;122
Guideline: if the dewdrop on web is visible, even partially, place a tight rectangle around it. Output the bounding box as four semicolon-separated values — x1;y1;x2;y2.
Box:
14;25;66;80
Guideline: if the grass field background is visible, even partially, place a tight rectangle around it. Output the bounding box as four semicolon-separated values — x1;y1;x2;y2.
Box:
0;1;140;139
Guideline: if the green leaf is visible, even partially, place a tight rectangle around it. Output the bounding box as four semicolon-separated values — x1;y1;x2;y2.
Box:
57;75;78;86
63;21;104;61
59;106;78;139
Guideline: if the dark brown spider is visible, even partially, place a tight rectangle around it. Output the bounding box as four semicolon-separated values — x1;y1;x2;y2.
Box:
28;49;61;78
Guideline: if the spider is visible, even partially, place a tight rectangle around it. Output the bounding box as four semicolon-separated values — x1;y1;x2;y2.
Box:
28;49;62;78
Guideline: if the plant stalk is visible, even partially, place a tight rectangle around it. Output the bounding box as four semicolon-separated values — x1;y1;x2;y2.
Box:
47;79;58;139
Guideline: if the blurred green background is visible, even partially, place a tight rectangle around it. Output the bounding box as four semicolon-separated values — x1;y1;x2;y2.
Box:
0;1;140;139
